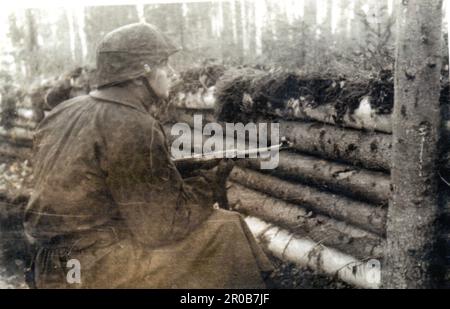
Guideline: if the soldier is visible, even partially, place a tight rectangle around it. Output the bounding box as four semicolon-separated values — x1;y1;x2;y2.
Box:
0;83;22;130
24;23;273;288
44;66;93;111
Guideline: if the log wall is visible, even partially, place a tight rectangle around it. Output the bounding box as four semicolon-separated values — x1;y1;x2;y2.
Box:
1;93;449;288
169;98;449;288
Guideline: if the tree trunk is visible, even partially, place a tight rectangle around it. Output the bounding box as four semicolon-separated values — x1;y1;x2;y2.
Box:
245;0;256;60
0;140;32;159
274;101;393;133
230;166;387;235
324;0;333;37
243;151;391;204
351;0;364;48
240;0;249;58
337;0;350;46
304;0;317;70
383;0;444;288
228;182;385;260
279;120;391;171
245;216;381;288
25;9;39;80
13;118;38;130
170;108;450;180
235;0;244;63
220;1;233;61
0;127;33;147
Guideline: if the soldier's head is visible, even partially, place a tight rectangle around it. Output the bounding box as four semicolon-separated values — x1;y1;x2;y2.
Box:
95;23;179;100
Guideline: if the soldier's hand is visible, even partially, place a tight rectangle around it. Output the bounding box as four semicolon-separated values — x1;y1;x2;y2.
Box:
214;159;235;186
210;159;235;210
183;159;235;210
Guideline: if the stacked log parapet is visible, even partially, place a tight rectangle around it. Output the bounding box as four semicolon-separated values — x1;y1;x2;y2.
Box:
2;66;449;288
167;68;450;288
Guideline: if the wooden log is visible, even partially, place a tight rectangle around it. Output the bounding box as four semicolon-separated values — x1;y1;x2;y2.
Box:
17;108;35;121
171;109;392;171
243;151;390;204
384;0;443;288
166;120;391;204
0;140;32;159
172;87;216;109
228;182;385;259
245;216;381;289
279;120;391;171
0;127;33;146
171;107;450;172
280;100;450;135
230;166;387;235
14;118;38;130
275;99;392;133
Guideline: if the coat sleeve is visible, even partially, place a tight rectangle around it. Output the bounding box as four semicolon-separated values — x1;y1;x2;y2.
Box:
104;114;214;247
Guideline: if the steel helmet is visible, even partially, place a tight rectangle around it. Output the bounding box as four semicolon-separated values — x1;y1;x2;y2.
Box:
95;23;180;88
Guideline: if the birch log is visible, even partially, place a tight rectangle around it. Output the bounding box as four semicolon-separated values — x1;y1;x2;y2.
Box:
245;216;381;289
230;166;387;235
228;182;384;259
274;100;392;133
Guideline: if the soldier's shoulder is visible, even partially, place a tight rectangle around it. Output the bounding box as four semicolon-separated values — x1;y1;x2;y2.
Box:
51;94;93;110
96;102;161;135
42;94;91;118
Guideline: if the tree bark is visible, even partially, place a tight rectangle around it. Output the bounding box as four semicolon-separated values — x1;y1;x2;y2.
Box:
351;0;364;48
228;182;385;260
383;0;444;288
324;0;333;38
166;118;392;204
243;151;390;204
245;216;381;288
304;0;317;70
337;0;350;46
24;9;39;80
275;101;393;133
230;166;387;235
0;127;33;147
12;119;37;131
279;120;392;171
0;139;32;159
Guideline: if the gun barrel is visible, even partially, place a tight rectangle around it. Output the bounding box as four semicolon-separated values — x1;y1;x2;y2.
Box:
173;142;291;164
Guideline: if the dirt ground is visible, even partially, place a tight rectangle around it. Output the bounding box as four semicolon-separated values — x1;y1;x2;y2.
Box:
267;255;353;289
0;251;352;289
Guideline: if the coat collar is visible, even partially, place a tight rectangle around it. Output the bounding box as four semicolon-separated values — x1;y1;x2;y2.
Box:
89;86;149;114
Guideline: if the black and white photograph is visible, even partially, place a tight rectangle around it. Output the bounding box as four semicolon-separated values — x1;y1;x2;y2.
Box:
0;0;449;293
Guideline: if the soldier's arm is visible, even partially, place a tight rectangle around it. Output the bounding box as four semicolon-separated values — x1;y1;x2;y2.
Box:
104;114;214;247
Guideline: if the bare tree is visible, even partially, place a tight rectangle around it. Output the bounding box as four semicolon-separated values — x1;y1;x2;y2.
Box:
337;0;350;44
351;0;365;48
24;9;39;80
303;0;317;71
383;0;444;288
323;0;333;38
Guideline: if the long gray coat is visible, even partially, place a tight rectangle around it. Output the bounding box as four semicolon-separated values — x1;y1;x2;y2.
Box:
24;85;273;288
